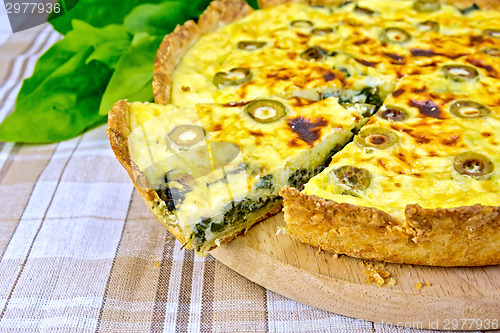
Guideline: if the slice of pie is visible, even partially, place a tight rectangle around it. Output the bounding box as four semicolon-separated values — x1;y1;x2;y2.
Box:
108;97;370;255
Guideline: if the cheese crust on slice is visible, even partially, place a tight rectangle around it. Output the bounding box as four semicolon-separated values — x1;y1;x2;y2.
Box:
109;97;368;255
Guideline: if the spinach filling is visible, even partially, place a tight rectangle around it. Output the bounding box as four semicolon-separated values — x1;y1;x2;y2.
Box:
157;186;184;212
357;87;383;109
255;174;274;190
287;143;344;190
193;196;276;246
320;87;383;111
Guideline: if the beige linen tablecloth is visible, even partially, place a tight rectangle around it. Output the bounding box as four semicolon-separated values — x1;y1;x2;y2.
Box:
0;23;486;333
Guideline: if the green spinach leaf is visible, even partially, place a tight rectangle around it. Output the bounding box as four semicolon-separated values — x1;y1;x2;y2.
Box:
99;33;163;115
0;21;130;143
49;0;166;34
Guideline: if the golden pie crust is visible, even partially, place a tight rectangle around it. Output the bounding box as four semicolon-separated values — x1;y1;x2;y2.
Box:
109;0;500;264
281;186;500;266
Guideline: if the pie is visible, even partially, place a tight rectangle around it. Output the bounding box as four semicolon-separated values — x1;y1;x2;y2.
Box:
108;0;500;265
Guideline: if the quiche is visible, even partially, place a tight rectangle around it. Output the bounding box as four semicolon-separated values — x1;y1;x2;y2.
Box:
108;0;500;265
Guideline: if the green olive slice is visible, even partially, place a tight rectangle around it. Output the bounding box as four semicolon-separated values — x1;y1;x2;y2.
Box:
311;27;334;36
454;151;494;179
481;47;500;57
413;0;441;12
418;20;439;32
213;67;252;88
291;20;313;28
331;166;371;191
449;100;491;118
244;99;287;123
483;29;500;39
237;41;267;50
442;65;479;81
168;125;205;147
354;5;375;15
380;27;412;44
355;127;399;149
377;106;410;121
300;46;327;61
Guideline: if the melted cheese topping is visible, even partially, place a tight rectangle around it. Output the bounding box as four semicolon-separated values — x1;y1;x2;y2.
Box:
172;0;500;107
305;70;500;219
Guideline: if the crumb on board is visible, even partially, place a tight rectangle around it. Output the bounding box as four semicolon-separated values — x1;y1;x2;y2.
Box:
154;260;161;268
362;261;394;287
275;226;288;236
415;281;432;290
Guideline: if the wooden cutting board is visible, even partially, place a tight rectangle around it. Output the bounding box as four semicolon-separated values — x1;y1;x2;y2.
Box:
212;212;500;331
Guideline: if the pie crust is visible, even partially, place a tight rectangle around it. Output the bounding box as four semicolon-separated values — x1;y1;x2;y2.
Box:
281;186;500;266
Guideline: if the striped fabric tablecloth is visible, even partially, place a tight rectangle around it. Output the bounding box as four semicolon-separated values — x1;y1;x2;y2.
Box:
0;20;484;333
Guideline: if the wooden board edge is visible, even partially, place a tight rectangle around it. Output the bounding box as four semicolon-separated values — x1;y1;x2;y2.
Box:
212;241;500;330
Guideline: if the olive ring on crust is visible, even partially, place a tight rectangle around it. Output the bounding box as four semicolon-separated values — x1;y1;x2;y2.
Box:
311;27;334;36
290;20;313;28
353;5;375;15
213;67;252;88
418;20;439;32
481;47;500;57
168;124;206;147
449;100;491;118
413;0;441;12
331;165;371;192
355;127;399;149
454;151;494;179
300;46;327;61
380;27;412;44
442;64;479;81
377;106;410;121
237;40;267;50
244;99;288;123
483;29;500;39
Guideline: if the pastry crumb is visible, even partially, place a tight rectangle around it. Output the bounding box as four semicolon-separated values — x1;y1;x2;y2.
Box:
181;85;191;92
362;262;393;287
275;226;287;236
153;260;161;268
415;281;431;289
386;277;396;286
